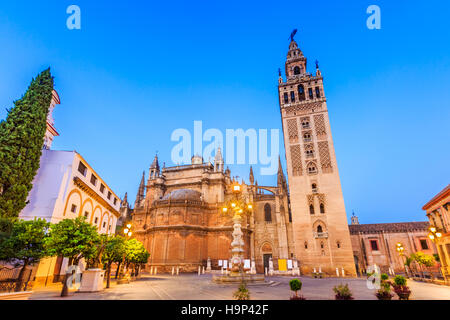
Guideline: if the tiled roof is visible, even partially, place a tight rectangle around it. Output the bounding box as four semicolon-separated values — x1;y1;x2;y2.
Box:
348;221;429;234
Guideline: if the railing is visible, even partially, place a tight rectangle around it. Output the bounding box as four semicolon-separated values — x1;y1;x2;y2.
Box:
314;232;328;239
0;267;33;293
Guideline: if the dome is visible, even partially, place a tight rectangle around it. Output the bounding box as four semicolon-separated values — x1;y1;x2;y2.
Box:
161;189;202;201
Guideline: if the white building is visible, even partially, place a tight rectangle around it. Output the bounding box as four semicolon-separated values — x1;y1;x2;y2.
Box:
19;90;121;286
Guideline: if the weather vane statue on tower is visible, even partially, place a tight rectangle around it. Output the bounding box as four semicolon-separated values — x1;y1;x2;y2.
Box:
290;29;298;41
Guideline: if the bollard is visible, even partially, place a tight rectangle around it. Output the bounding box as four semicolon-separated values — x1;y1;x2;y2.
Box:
172;267;174;276
265;267;268;276
336;268;339;277
202;266;205;274
198;266;201;276
176;266;179;276
155;267;157;275
150;267;153;275
341;267;345;277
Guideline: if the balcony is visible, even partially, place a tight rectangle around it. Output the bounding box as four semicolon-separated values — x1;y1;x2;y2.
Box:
314;232;328;239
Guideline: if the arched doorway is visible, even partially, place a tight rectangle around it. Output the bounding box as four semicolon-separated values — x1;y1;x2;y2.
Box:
261;242;273;273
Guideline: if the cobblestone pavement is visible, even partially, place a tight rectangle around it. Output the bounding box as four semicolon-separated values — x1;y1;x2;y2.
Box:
29;274;450;300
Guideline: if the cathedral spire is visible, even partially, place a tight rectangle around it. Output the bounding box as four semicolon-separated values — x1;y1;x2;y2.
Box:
135;171;145;208
249;166;254;185
214;147;224;172
150;154;160;179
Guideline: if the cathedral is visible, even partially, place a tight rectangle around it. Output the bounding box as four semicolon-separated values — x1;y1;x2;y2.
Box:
132;35;357;276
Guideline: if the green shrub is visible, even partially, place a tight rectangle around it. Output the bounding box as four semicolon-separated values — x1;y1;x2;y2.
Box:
333;283;354;300
289;279;302;292
393;275;407;287
233;282;250;300
380;273;389;281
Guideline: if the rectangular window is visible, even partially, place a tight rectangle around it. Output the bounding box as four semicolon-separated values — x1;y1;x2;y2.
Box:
370;240;379;251
78;161;87;176
315;87;321;98
71;204;77;213
90;174;97;186
308;88;313;99
103;222;106;228
100;184;105;193
283;93;289;104
107;191;112;200
84;211;89;218
290;91;295;103
113;198;117;205
420;239;429;250
94;217;98;224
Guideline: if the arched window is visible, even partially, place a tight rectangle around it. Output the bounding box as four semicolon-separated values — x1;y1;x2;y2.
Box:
294;66;300;75
264;203;272;222
317;225;323;233
307;162;317;174
309;204;315;215
304;241;308;249
308;88;314;99
303;133;312;142
283;93;289;104
298;85;306;101
290;91;295;103
312;184;317;192
320;203;325;214
306;150;314;158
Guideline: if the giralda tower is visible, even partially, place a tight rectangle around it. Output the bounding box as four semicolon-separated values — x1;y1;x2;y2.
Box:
278;34;356;276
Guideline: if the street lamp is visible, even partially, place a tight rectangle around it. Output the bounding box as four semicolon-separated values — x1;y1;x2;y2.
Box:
396;243;408;276
428;226;442;242
221;182;253;277
118;223;133;283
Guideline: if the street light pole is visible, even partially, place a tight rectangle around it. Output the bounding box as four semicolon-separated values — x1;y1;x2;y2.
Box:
396;243;407;276
118;223;133;284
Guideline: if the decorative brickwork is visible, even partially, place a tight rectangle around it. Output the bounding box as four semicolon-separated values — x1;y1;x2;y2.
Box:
290;144;302;176
314;114;327;139
318;141;333;173
285;102;322;117
286;118;299;143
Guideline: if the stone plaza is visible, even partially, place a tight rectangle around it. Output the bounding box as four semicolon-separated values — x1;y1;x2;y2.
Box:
29;274;450;300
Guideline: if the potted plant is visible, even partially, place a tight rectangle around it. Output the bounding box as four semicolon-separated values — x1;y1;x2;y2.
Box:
233;281;250;300
392;275;411;300
289;279;306;300
375;273;394;300
333;283;354;300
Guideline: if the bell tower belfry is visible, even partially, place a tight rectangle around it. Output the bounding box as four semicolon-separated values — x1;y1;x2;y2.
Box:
278;32;356;276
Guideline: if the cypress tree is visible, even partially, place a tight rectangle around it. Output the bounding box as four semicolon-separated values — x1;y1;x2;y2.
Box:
0;68;54;219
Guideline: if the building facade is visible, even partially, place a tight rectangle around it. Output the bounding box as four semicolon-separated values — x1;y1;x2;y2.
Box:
349;214;437;275
423;185;450;282
19;91;122;286
278;37;356;275
132;152;295;274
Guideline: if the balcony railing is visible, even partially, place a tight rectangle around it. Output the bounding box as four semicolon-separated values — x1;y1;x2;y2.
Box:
314;232;328;239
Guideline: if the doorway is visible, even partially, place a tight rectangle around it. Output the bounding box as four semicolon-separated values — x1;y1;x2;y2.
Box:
263;254;272;271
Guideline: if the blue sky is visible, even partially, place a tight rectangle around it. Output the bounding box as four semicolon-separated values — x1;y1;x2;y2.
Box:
0;1;449;224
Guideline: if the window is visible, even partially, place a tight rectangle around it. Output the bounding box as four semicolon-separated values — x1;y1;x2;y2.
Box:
420;239;429;250
317;225;323;233
298;85;306;101
312;183;317;193
290;91;295;103
107;191;112;200
90;174;97;186
113;198;117;205
293;66;300;75
303;133;312;142
309;204;315;215
306;150;314;158
370;240;379;251
71;204;77;213
308;88;313;99
264;203;272;222
94;217;99;224
283;93;289;104
103;222;106;228
320;203;325;214
100;184;105;193
320;242;324;249
315;87;321;98
307;163;317;174
301;118;309;128
78;161;87;176
109;225;112;231
304;241;308;249
337;241;341;248
84;211;89;218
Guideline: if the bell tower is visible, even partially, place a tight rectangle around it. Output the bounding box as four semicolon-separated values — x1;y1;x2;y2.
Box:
278;33;356;276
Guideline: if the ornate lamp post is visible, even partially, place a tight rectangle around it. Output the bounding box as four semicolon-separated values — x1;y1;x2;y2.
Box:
396;242;407;276
221;182;253;277
428;226;442;243
118;223;133;284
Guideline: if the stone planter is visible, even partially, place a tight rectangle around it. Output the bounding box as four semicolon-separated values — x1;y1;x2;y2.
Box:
78;269;105;293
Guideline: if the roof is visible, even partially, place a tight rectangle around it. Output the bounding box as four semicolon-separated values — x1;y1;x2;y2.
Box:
422;184;450;211
349;221;429;234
